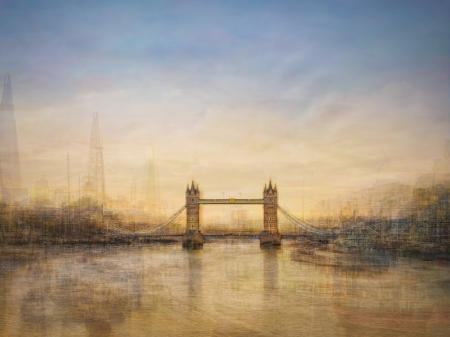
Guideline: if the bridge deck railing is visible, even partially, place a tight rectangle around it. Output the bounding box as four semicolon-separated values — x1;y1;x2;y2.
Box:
198;198;264;204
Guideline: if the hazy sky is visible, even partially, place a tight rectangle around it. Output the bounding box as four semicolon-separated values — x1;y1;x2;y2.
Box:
0;0;449;211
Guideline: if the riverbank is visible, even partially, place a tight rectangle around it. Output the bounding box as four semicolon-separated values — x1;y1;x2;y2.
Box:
1;234;448;263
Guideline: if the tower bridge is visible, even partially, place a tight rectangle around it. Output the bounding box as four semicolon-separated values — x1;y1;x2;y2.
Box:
183;180;280;248
109;180;335;249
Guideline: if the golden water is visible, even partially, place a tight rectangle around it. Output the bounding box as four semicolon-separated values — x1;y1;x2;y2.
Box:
0;241;448;337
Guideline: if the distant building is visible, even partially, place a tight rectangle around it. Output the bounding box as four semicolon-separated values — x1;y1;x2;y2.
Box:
31;176;51;206
0;74;27;203
84;112;106;205
144;149;166;221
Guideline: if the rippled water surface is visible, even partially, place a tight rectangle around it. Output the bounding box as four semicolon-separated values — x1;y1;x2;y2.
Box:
0;241;448;337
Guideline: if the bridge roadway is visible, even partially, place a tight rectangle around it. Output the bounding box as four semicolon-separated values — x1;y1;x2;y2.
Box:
198;198;264;204
109;233;306;242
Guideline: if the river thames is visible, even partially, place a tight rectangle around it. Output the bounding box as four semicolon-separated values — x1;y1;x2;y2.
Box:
0;240;448;337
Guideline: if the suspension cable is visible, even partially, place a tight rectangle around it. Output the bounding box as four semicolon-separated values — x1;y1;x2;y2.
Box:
278;205;329;235
109;205;186;235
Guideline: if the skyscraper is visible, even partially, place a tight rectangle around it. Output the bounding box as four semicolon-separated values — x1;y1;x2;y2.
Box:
145;148;162;219
0;74;23;203
85;112;105;205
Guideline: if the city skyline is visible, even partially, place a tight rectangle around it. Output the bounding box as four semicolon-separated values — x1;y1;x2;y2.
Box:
1;71;448;219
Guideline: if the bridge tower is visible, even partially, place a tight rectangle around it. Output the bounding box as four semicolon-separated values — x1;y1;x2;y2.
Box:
183;181;203;249
260;181;281;246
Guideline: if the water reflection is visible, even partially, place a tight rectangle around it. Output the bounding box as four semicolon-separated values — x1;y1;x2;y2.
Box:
261;249;281;336
1;246;145;337
263;248;279;292
187;251;202;298
0;242;448;337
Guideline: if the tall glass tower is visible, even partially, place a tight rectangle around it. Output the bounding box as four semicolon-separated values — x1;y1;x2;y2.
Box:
0;74;22;203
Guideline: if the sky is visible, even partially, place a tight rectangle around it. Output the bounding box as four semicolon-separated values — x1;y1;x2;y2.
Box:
0;0;449;212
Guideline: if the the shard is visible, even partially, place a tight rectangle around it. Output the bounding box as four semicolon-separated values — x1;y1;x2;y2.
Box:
0;74;23;203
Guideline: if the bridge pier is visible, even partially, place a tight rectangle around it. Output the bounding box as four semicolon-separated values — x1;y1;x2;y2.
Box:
259;230;281;246
260;181;281;247
182;229;204;249
183;181;203;249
